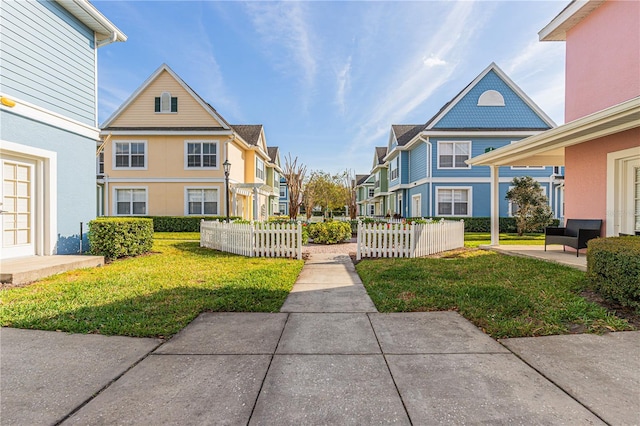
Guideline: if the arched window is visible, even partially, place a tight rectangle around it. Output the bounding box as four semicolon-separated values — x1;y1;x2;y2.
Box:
477;90;505;106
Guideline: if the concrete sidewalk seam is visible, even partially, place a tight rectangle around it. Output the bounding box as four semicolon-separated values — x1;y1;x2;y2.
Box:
366;313;414;426
247;312;291;423
53;340;164;426
498;341;611;425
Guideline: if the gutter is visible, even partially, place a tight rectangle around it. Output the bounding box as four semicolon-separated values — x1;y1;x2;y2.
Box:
96;31;117;48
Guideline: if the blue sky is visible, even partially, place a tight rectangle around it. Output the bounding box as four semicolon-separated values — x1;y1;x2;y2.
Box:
95;0;567;174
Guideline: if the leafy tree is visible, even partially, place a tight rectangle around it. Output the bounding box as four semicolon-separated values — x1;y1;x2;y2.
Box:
304;171;345;218
505;176;554;236
282;154;306;220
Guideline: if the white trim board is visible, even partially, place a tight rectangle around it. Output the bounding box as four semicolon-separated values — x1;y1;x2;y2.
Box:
1;93;99;140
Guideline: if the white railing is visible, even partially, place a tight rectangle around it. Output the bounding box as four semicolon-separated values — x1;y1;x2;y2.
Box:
356;219;464;260
200;220;302;260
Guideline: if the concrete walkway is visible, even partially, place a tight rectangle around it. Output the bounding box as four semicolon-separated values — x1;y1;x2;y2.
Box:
1;253;638;425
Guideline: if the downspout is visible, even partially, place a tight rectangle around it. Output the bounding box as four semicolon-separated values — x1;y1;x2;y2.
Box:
418;136;433;217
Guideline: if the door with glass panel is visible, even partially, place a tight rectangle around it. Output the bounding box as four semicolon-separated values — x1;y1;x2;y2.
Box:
1;158;35;258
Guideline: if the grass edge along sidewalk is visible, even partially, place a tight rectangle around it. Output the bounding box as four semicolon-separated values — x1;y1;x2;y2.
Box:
0;237;303;338
356;250;632;339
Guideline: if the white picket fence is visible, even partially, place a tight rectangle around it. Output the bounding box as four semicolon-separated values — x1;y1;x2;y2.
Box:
356;219;465;260
200;220;302;259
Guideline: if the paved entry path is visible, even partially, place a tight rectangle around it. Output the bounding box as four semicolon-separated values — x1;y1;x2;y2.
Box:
2;252;638;425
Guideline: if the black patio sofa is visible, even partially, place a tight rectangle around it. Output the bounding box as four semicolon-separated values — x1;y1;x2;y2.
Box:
544;219;603;257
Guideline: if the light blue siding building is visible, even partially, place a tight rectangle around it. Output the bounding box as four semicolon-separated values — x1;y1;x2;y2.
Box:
0;0;125;259
380;63;564;220
279;176;289;216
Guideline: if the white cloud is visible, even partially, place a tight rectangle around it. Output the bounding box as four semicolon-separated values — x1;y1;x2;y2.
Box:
423;56;447;68
335;56;352;115
244;2;316;89
347;0;487;154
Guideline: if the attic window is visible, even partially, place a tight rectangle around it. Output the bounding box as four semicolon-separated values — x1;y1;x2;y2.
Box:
477;90;505;106
155;92;178;113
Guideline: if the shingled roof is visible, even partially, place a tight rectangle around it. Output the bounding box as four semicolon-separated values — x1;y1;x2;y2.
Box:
375;147;387;165
267;146;279;163
232;125;263;146
356;174;370;186
391;125;424;147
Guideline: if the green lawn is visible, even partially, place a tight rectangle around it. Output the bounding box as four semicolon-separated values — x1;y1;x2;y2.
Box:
465;232;545;247
356;251;632;338
1;236;303;338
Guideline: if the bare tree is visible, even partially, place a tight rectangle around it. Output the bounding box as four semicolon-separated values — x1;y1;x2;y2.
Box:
342;169;358;220
282;154;307;220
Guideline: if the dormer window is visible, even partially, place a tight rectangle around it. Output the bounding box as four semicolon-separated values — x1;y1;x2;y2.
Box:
155;92;178;113
477;90;505;106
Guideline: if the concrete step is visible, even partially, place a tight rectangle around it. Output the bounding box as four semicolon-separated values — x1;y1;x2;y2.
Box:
0;255;104;286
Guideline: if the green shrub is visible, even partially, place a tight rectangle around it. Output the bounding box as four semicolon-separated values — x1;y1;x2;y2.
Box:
89;218;153;260
587;236;640;310
307;221;352;244
403;217;559;233
128;216;242;232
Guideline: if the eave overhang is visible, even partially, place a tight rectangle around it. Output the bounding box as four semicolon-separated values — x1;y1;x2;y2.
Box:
466;97;640;167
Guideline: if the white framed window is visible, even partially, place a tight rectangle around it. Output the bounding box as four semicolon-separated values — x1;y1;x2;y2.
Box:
437;187;471;216
185;141;218;169
97;151;104;175
389;157;399;181
256;158;265;180
155;92;177;113
114;187;147;215
368;188;375;198
279;203;287;214
398;194;403;216
437;141;471;169
114;141;146;169
280;184;287;198
185;188;219;215
412;194;422;217
369;204;375;215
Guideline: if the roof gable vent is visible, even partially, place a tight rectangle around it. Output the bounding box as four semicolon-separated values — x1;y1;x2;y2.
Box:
478;90;505;106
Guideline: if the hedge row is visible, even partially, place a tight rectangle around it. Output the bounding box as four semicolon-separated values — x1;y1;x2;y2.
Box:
359;217;560;233
120;216;242;232
307;221;352;244
587;236;640;310
89;218;153;261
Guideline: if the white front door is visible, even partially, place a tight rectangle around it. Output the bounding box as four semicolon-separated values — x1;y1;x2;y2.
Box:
1;157;35;259
623;158;640;234
412;194;422;218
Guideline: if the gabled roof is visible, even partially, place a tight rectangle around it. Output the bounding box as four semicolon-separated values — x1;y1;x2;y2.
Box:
56;0;126;43
101;64;233;129
425;62;556;130
392;125;424;147
267;146;280;165
375;147;387;165
232;125;263;146
539;0;606;41
356;174;369;186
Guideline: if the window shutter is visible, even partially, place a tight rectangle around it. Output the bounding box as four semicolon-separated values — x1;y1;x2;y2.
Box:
171;97;178;112
154;97;161;112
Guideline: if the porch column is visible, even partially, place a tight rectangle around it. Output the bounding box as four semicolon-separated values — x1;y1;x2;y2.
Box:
489;165;500;245
253;187;259;221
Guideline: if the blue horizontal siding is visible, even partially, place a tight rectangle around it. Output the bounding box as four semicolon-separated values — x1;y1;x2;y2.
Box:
432;137;554;178
433;70;550;130
0;0;96;125
400;152;409;184
409;142;427;182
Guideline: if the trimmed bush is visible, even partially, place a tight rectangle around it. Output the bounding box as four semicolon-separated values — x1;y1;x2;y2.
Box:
587;236;640;310
89;218;153;260
397;217;559;233
307;221;352;244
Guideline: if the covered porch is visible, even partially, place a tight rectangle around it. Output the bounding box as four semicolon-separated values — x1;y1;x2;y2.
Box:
467;97;640;245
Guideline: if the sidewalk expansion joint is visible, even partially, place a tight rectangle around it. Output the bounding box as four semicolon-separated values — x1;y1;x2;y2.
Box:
53;340;164;426
499;341;611;426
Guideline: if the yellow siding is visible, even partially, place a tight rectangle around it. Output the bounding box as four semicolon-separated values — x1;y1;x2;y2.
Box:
226;142;245;183
110;70;223;128
245;151;256;183
108;182;225;216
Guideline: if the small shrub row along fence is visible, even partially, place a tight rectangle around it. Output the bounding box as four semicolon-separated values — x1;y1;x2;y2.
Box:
356;219;465;260
200;220;302;260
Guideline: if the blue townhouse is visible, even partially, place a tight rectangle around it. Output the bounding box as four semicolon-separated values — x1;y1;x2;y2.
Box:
279;176;289;216
380;63;564;220
0;0;125;259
